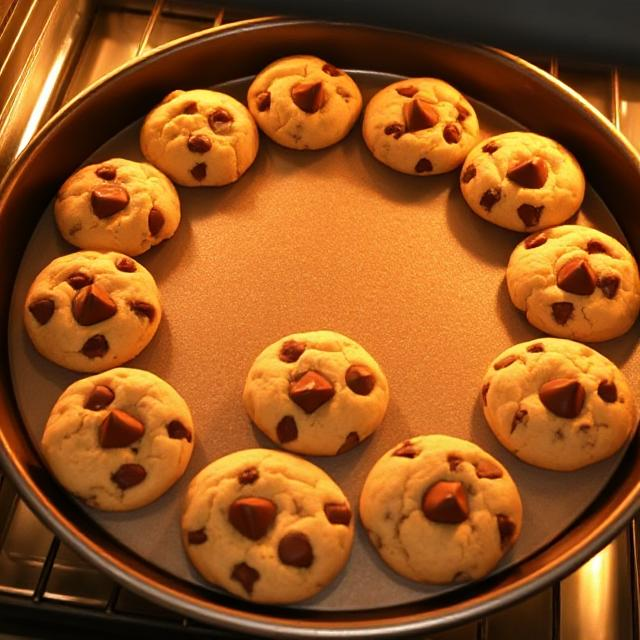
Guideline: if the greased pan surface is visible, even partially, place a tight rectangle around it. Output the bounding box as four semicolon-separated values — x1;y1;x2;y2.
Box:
1;20;640;637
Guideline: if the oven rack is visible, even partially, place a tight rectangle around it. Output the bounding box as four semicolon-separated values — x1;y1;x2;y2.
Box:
1;2;639;638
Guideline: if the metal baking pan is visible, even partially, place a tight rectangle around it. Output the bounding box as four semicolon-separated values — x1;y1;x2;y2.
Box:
1;18;640;638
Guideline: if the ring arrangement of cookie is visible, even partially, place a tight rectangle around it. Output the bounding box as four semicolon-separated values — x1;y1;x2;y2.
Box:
23;54;639;605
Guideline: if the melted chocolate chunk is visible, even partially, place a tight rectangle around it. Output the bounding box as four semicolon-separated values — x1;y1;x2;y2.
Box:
279;340;305;363
511;409;528;433
28;299;54;325
239;467;259;484
91;185;129;219
480;187;501;212
231;562;259;594
422;481;469;523
276;416;298;443
167;420;192;442
461;164;476;183
116;257;136;272
129;301;156;321
497;514;517;547
443;124;461;144
278;532;313;567
228;497;276;540
336;431;360;455
187;134;212;153
552;301;574;325
448;454;464;471
99;410;144;448
481;382;490;406
598;380;617;403
415;158;433;173
456;103;470;121
72;284;117;326
539;378;585;418
67;272;93;289
403;98;439;132
527;343;545;353
187;528;207;545
482;141;499;154
517;204;544;227
85;385;115;411
291;81;325;113
289;371;335;414
524;233;547;249
95;165;116;180
506;158;548;188
191;163;207;181
208;107;233;132
345;364;376;395
475;460;503;479
182;101;198;114
256;91;271;111
384;123;404;138
597;275;620;299
324;502;352;526
393;440;419;458
396;86;418;97
556;258;596;295
587;240;608;255
81;335;109;358
322;63;342;76
148;207;165;236
111;463;146;489
494;355;518;370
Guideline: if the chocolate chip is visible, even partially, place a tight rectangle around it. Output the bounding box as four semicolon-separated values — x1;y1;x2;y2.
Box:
384;123;404;138
208;108;233;133
461;165;476;184
228;497;276;540
552;301;574;325
506;158;548;189
456;103;470;121
183;101;198;114
524;233;547;249
443;124;461;144
256;91;271;111
116;257;136;272
239;467;259;484
475;460;503;479
324;502;352;525
67;272;93;289
527;343;544;353
480;187;501;212
322;63;342;76
276;416;298;443
187;134;212;153
231;562;259;594
99;409;145;448
422;481;469;523
587;240;608;255
191;163;207;181
111;463;146;489
336;431;360;455
345;364;375;395
278;532;313;567
598;380;617;403
84;385;115;410
396;86;418;97
482;141;499;154
72;284;117;326
494;354;518;370
129;301;155;321
148;207;164;236
393;440;419;458
28;299;54;325
403;98;439;132
511;409;528;433
91;185;129;219
539;378;585;418
289;371;335;413
95;165;116;180
517;204;544;227
187;528;207;545
496;514;516;547
597;275;620;299
167;420;192;442
291;81;325;113
481;382;490;406
415;158;433;173
557;258;597;295
448;454;463;471
81;335;108;358
279;340;305;363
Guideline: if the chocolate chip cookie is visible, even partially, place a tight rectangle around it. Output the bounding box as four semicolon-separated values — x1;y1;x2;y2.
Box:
247;55;363;150
507;225;640;342
54;158;180;256
242;330;389;456
140;89;259;186
359;435;522;584
41;368;194;511
459;131;585;231
182;448;354;603
482;338;637;471
24;251;161;372
362;77;480;175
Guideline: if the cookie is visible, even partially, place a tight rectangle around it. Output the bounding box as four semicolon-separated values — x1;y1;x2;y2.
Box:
181;448;354;603
242;330;389;456
140;89;259;186
507;225;640;342
481;338;637;471
459;131;585;231
362;78;480;175
247;55;362;150
54;158;180;256
359;435;522;584
24;251;161;372
41;368;194;511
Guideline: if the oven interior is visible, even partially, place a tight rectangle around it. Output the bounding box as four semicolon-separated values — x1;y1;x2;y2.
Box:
1;1;640;638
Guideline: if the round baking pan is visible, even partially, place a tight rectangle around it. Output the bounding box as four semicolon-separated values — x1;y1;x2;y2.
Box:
1;18;640;638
